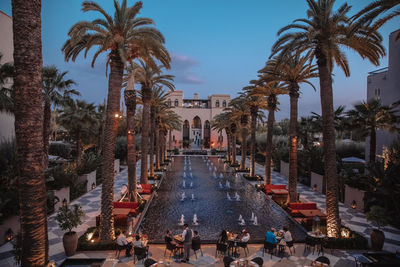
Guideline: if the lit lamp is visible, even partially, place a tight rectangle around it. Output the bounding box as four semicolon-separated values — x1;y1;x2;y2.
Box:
341;228;350;238
62;198;67;207
5;228;14;242
312;184;318;191
91;182;96;190
351;200;357;209
312;215;321;233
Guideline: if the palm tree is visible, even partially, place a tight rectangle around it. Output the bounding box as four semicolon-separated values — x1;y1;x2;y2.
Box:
347;99;399;163
12;0;47;265
57;100;97;166
353;0;400;39
62;0;169;240
260;53;318;202
272;0;385;237
252;81;288;185
0;53;14;113
212;112;233;162
157;109;181;167
128;60;174;183
42;65;78;168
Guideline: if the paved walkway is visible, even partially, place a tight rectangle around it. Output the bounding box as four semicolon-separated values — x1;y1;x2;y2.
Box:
237;156;400;253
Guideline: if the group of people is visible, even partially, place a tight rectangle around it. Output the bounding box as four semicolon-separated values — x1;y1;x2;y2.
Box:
117;230;148;257
265;226;293;247
165;224;201;263
217;229;251;246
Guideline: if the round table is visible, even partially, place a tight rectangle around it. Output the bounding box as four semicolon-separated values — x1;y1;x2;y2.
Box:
307;232;325;255
229;259;259;267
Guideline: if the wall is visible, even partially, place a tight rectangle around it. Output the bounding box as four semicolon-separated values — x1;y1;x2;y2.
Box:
280;160;289;178
79;170;96;192
310;172;324;194
53;186;70;211
114;159;120;173
344;184;365;211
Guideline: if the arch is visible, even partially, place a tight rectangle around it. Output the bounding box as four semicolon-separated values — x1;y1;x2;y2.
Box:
182;120;190;148
216;100;220;108
192;116;201;129
222;100;227;107
204;120;211;148
174;99;179;106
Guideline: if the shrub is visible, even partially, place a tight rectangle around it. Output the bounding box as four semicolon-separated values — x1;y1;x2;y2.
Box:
55;204;85;234
115;136;127;162
49;142;72;159
335;140;365;159
77;152;101;175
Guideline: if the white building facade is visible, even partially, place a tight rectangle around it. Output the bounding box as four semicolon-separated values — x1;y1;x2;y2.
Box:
167;91;230;150
366;29;400;160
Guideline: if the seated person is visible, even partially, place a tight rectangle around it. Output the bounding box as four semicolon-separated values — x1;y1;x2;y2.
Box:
192;231;200;243
283;227;293;243
217;230;228;245
117;230;132;257
239;229;250;243
265;227;277;245
165;230;177;251
133;235;144;248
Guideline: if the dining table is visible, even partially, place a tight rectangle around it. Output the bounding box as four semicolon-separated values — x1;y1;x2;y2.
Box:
229;258;259;267
307;231;325;255
299;209;327;218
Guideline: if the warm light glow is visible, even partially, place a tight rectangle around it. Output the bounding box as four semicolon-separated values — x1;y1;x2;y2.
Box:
115;113;119;118
341;228;350;238
351;200;357;209
87;232;94;241
91;239;94;243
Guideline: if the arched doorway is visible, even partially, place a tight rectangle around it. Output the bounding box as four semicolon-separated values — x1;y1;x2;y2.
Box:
183;120;190;148
204;120;211;148
191;116;202;149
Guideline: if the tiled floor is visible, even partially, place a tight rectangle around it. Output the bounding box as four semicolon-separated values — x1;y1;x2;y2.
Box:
236;156;400;253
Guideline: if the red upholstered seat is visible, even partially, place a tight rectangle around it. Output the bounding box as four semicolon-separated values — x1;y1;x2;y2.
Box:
138;184;153;194
264;184;287;194
114;214;128;227
288;202;319;216
113;201;139;216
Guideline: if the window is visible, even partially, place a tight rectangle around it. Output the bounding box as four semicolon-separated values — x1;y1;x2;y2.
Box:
216;100;220;108
168;99;171;107
174;99;179;106
222;100;226;107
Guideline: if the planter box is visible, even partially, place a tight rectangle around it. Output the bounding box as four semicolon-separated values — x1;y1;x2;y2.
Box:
280;160;289;178
79;170;97;192
344;185;365;211
310;172;324;194
53;186;70;211
114;159;120;173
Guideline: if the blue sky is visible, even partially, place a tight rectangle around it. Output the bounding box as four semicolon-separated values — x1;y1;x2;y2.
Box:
1;0;399;120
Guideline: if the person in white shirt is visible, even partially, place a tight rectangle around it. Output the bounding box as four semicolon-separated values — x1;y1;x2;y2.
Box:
117;231;132;257
133;235;144;248
181;224;193;262
240;229;250;243
283;227;293;242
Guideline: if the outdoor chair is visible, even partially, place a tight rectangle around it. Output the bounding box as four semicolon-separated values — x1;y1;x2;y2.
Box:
144;258;157;267
133;246;148;264
115;243;125;259
315;256;330;265
238;241;249;256
286;241;295;255
191;238;203;259
216;243;228;257
223;256;234;267
304;236;316;254
164;242;177;258
251;257;263;267
262;241;276;258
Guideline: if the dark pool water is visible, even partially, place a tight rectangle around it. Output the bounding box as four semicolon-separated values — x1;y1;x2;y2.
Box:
140;156;306;243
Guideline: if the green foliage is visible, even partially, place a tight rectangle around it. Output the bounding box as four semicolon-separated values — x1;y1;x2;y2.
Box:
77;151;101;175
55;204;84;233
335;140;365;159
49;142;72;159
115;136;127;162
366;205;390;229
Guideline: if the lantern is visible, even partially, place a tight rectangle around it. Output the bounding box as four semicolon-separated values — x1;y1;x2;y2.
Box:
351;200;357;209
312;215;321;233
5;228;14;242
62;198;67;207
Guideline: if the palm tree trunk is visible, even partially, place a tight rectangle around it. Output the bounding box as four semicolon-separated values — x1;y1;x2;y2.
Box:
97;124;103;156
289;88;299;202
232;133;236;165
168;130;172;150
226;131;231;163
265;109;274;185
370;126;376;164
140;86;151;184
149;106;155;177
12;0;48;265
76;127;82;167
155;120;160;170
100;51;123;241
250;108;257;177
43;100;51;169
125;89;137;202
240;119;248;170
316;50;340;238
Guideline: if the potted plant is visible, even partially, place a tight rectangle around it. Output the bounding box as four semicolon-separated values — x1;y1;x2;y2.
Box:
55;204;85;256
366;205;389;250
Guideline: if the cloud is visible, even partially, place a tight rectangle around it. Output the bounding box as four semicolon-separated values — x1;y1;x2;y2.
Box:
169;52;204;84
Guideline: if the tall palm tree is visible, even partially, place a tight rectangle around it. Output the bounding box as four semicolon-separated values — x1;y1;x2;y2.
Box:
42;65;78;169
212;112;233;162
226;95;250;170
57;100;97;166
252;81;288;185
12;0;47;265
0;53;14;113
272;0;385;237
353;0;400;39
128;60;174;183
260;53;318;202
62;0;169;240
347;99;399;163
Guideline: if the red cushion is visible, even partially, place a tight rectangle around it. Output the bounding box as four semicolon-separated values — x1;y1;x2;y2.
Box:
264;184;287;194
113;201;139;209
288;203;318;210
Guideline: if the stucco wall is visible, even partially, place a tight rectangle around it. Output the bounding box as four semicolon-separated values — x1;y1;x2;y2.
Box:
53;186;70;211
344;184;365;211
310;172;324;194
79;170;96;192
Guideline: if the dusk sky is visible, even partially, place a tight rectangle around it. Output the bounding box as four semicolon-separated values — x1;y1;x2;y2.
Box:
1;0;399;120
